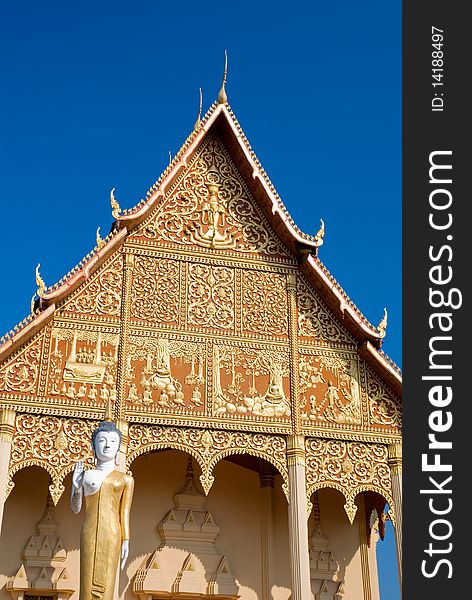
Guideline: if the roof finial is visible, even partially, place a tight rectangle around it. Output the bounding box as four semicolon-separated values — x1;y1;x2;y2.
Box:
31;263;47;314
378;307;388;338
217;50;228;104
35;263;47;298
194;87;203;131
168;150;172;163
110;188;121;219
314;218;325;247
96;227;106;249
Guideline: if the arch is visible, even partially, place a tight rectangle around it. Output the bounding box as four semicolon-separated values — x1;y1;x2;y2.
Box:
207;449;289;502
126;441;208;481
126;424;289;498
307;482;353;522
6;460;63;505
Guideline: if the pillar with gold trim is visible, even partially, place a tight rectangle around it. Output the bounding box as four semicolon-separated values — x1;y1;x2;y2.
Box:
388;442;402;590
0;409;15;536
287;434;311;600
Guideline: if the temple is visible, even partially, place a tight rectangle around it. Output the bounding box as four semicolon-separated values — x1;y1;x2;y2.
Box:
0;78;402;600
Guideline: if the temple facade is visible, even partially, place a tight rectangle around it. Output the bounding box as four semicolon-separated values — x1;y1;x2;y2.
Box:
0;95;402;600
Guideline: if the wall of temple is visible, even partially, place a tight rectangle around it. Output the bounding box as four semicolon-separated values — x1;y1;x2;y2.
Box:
0;452;380;600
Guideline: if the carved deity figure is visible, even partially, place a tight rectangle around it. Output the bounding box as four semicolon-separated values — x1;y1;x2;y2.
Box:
71;421;134;600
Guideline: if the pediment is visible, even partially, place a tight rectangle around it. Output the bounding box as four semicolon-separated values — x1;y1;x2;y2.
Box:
129;132;293;262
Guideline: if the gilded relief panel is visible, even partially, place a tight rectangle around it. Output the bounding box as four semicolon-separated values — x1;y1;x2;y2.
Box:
297;276;354;347
364;362;402;435
299;349;362;427
130;134;292;262
212;341;291;421
186;263;235;333
0;329;46;399
56;253;123;321
129;255;180;327
242;270;288;338
124;333;206;415
45;324;119;408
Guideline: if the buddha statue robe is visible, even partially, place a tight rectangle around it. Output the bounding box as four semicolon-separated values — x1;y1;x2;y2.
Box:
80;470;134;600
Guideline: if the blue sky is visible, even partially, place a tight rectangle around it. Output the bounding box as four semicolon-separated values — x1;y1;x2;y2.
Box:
0;1;401;597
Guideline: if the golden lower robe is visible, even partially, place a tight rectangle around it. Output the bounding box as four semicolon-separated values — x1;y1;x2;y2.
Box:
80;470;134;600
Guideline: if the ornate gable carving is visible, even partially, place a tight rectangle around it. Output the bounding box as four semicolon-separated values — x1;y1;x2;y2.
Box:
297;277;354;347
365;363;402;434
129;134;292;261
57;253;123;321
0;328;48;399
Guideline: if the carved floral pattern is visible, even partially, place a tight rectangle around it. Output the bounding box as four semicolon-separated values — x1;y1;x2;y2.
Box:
7;414;96;504
367;370;402;431
0;337;42;394
130;256;180;324
242;271;288;336
126;424;289;500
305;438;393;523
187;264;234;330
297;278;352;344
134;135;290;258
59;254;123;317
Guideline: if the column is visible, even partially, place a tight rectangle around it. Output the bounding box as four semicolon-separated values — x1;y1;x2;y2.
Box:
260;464;275;600
388;442;402;592
287;434;311;600
114;417;129;600
0;409;15;537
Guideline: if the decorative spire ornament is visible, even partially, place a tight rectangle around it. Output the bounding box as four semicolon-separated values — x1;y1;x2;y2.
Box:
110;188;121;219
31;263;47;313
314;218;325;247
35;263;47;298
194;87;203;131
217;50;228;104
378;307;388;338
96;227;106;249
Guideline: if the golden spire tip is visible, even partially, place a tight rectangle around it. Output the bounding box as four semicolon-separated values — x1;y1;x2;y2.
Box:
217;49;228;104
194;87;203;131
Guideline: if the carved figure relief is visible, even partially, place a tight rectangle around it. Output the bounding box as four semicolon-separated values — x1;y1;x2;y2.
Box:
126;335;206;413
366;367;402;431
187;264;234;331
305;438;393;524
58;254;123;318
0;334;42;395
130;256;180;325
213;344;291;419
300;353;361;425
132;134;291;260
297;278;353;346
242;271;288;336
47;327;119;404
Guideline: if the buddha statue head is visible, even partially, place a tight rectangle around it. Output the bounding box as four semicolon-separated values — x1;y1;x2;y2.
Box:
91;420;122;462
